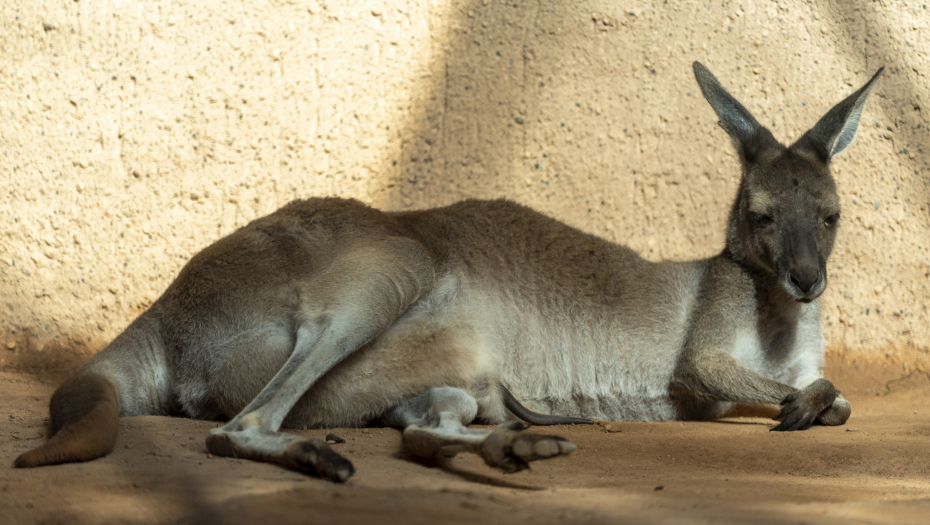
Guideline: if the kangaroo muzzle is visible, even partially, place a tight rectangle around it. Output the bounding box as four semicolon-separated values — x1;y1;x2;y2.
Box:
782;233;825;302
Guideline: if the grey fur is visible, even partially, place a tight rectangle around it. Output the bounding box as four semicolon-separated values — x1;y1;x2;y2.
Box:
20;62;881;480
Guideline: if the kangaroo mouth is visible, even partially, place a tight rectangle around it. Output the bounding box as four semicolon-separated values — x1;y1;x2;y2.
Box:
786;288;821;304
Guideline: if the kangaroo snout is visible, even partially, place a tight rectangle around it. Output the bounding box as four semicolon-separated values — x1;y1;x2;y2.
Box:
787;268;823;301
779;223;828;301
782;239;826;301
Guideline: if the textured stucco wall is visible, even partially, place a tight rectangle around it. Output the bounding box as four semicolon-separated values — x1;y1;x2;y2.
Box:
2;0;929;375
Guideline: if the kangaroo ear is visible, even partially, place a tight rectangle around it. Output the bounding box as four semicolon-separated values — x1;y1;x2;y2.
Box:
693;61;774;164
794;68;883;161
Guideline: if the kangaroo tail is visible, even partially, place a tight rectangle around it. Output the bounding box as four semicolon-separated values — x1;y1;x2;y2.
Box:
14;312;170;468
501;386;594;426
14;373;120;467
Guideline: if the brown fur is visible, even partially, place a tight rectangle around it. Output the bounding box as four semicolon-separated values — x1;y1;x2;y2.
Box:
14;374;119;467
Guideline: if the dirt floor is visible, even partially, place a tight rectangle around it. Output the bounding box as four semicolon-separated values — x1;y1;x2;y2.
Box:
3;361;930;525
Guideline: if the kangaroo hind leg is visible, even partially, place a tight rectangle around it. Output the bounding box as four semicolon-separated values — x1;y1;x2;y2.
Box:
206;240;433;482
383;387;578;473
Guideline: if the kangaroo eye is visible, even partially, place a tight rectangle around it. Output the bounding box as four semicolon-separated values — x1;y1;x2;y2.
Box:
824;213;840;227
751;213;774;227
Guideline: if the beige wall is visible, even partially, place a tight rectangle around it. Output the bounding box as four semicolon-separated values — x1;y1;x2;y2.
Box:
2;0;928;375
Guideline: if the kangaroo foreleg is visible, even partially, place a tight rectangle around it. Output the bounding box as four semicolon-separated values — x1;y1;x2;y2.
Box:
675;351;797;404
675;351;844;431
816;392;850;426
501;386;594;426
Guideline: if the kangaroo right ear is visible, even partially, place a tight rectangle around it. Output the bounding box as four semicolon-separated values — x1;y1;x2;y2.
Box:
692;61;772;164
793;68;884;162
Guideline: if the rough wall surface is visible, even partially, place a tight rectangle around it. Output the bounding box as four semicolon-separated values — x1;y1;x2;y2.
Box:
2;0;928;375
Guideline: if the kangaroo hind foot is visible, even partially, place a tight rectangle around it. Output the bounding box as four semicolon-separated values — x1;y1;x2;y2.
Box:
207;419;354;482
385;387;577;473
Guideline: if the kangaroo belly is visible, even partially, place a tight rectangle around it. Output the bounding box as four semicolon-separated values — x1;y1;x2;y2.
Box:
503;325;682;423
487;269;699;423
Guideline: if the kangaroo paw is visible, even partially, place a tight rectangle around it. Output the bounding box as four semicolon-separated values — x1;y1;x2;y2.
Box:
772;378;838;431
817;393;851;426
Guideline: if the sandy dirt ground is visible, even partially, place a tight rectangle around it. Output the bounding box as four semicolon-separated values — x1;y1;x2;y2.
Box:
2;362;930;525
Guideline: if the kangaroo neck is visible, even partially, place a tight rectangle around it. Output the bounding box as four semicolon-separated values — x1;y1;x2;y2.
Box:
721;246;802;326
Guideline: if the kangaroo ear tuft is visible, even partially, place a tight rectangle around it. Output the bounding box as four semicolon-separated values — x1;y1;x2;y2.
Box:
693;62;773;164
794;68;883;162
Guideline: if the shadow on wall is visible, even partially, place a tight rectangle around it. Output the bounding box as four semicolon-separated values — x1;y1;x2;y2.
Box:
372;0;740;257
816;1;930;352
372;0;930;254
374;0;930;353
822;1;929;203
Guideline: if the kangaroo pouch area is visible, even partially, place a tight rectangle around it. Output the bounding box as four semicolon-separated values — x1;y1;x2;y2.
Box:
3;364;930;525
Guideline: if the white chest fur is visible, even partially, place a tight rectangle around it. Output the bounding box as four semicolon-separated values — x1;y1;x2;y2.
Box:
727;302;825;389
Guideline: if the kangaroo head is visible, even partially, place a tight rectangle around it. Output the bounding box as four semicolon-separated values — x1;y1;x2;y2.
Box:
692;62;883;303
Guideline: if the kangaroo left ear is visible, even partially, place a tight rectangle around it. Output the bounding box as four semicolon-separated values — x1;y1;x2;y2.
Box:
793;68;884;162
692;61;779;165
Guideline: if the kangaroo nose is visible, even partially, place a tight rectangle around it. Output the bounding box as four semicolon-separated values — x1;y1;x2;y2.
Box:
789;269;821;294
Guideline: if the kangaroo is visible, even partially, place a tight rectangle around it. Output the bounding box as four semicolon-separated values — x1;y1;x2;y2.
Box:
14;62;882;482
